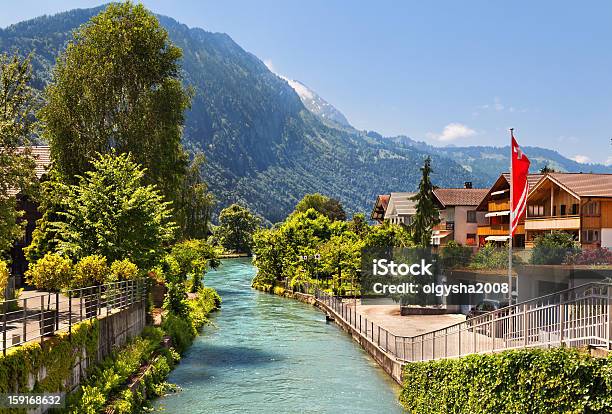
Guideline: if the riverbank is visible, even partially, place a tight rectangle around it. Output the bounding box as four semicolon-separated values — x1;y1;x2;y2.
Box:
154;258;403;413
66;286;221;413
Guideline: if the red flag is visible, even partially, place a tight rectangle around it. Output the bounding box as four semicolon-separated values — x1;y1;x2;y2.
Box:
510;131;530;236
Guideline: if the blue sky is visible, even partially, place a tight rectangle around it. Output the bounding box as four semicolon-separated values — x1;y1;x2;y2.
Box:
2;1;612;164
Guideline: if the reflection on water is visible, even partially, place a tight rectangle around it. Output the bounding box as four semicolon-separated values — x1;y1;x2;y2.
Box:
153;258;404;414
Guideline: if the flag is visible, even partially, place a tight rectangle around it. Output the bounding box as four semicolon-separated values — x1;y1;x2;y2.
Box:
510;131;530;236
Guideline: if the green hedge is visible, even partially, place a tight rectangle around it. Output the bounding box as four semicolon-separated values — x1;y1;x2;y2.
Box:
401;348;612;414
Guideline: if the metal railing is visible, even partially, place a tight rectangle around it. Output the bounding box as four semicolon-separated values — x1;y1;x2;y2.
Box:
0;280;146;354
314;282;612;362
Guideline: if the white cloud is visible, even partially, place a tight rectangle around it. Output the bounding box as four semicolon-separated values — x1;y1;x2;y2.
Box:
479;97;527;114
428;123;476;142
605;156;612;166
571;154;591;164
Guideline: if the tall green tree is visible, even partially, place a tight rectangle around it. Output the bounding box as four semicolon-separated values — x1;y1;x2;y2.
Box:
410;157;440;247
293;193;346;221
39;2;190;205
28;152;176;270
216;204;262;254
177;153;215;239
0;53;37;255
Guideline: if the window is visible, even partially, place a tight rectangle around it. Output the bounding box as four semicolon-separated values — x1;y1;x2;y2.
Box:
560;205;566;216
584;202;600;216
571;204;578;215
582;229;600;242
528;205;544;217
466;233;477;246
466;210;477;223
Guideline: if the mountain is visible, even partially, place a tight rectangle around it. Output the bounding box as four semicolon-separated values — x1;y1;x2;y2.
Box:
0;6;485;223
388;136;612;183
282;78;351;127
1;6;608;224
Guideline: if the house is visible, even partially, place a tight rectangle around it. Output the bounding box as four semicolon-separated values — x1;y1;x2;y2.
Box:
8;146;51;285
370;194;390;224
476;173;543;247
383;192;417;226
431;183;489;248
524;173;612;249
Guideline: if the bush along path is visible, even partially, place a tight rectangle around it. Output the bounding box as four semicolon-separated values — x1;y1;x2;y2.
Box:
400;347;612;414
67;287;221;414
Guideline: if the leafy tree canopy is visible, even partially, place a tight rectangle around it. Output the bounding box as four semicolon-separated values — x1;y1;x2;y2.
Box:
0;53;37;255
530;231;579;265
216;204;261;254
28;152;176;270
293;193;347;222
39;1;191;207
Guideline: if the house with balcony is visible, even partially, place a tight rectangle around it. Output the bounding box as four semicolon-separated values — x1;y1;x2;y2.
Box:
431;184;489;248
370;194;390;224
524;173;612;249
476;173;543;247
383;192;417;226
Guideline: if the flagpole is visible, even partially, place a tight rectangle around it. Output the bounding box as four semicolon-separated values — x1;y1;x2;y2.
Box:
508;128;514;305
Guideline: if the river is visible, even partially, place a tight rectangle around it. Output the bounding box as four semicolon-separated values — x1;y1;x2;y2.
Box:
153;258;404;413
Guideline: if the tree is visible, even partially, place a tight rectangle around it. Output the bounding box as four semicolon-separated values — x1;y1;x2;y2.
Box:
216;204;261;254
39;2;190;206
320;232;363;294
410;157;440;247
34;152;176;270
177;153;215;239
293;193;347;221
540;165;557;173
530;231;579;265
25;253;72;292
170;239;220;292
0;53;37;255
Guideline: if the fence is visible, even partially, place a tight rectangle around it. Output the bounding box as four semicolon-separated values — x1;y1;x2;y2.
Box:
314;281;612;362
0;279;146;354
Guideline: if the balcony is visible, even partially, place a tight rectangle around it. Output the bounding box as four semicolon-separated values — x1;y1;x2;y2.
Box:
524;215;580;231
477;223;524;236
488;199;510;212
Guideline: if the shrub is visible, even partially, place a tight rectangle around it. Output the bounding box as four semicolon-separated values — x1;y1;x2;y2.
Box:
73;255;109;287
110;259;139;281
161;313;195;354
469;243;507;270
565;247;612;265
530;231;579;265
401;348;612;414
163;281;189;317
440;240;473;268
25;253;72;291
0;261;8;300
169;239;220;292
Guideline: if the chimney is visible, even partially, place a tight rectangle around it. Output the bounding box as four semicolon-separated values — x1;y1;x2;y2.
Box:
464;181;473;189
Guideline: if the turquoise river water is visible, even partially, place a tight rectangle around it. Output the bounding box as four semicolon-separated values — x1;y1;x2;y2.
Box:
153;258;404;413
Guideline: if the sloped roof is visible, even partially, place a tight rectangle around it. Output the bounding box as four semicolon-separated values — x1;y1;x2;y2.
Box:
6;146;51;196
370;194;390;220
477;172;544;211
433;188;489;207
541;173;612;198
376;194;390;210
384;192;417;218
502;172;544;189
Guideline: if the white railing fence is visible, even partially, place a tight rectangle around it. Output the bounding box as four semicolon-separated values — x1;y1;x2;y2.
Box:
0;279;147;354
315;282;611;362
